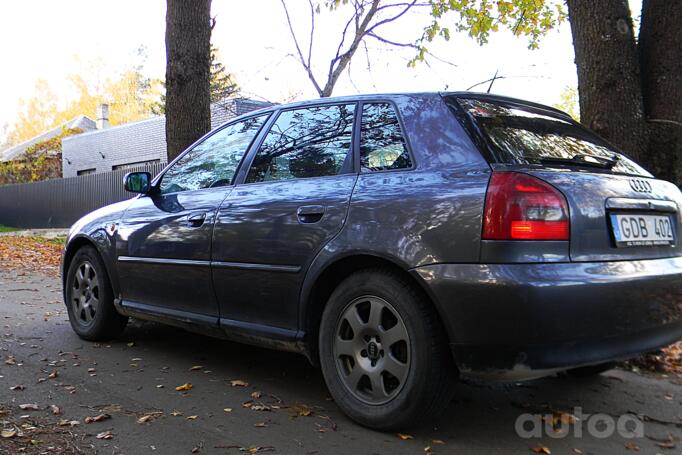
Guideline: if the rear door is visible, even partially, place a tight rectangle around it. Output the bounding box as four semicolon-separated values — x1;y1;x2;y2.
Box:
212;103;358;330
116;114;270;317
450;95;682;262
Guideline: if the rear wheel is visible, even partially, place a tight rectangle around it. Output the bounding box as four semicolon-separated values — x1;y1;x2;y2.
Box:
65;246;128;340
319;269;456;431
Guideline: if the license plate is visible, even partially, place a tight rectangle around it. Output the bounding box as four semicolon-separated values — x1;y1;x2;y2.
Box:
610;213;676;247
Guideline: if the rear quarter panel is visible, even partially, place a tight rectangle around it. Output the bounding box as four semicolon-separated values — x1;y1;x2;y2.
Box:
302;94;491;295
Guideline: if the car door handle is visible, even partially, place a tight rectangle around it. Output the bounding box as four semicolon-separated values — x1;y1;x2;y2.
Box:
187;212;207;227
297;205;325;224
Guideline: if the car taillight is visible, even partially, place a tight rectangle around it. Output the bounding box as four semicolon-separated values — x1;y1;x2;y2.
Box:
482;172;569;241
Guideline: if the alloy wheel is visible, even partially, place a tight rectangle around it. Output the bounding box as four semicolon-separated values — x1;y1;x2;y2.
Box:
334;295;411;405
71;261;100;326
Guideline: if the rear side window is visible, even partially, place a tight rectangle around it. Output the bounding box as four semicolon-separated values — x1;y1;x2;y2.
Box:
360;103;412;172
246;104;355;183
454;97;649;177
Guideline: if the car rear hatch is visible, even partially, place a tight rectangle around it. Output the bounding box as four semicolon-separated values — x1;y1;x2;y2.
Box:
444;93;682;262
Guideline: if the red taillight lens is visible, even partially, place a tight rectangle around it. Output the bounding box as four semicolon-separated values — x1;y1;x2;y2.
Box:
482;172;569;241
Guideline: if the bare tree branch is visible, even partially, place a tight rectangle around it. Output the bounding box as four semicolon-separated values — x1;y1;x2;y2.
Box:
280;0;323;96
367;32;418;48
282;0;450;98
364;0;418;36
307;0;315;69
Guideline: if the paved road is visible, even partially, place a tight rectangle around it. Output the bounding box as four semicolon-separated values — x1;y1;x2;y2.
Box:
1;270;680;454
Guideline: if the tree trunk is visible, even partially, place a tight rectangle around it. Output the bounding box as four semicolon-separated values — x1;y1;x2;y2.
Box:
165;0;212;161
566;0;648;163
639;0;682;184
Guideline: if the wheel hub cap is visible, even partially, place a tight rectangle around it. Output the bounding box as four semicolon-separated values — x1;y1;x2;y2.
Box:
367;340;380;361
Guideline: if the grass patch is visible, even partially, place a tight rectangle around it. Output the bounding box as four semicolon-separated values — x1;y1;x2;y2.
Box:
0;224;19;232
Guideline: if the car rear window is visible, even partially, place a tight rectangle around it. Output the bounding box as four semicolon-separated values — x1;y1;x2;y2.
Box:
452;97;650;177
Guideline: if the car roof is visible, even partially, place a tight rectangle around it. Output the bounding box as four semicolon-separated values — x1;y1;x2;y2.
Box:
231;91;572;122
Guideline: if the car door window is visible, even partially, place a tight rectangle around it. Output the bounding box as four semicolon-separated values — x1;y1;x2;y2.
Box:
360;103;412;172
160;115;269;194
246;104;355;183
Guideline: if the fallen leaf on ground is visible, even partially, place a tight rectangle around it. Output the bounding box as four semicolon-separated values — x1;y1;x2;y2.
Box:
189;365;203;371
530;446;551;454
19;404;39;411
244;447;275;454
175;383;193;391
48;370;59;379
0;237;62;276
96;430;113;440
170;410;183;417
137;413;162;424
230;379;248;387
243;401;272;412
432;440;445;445
1;429;17;438
251;391;262;399
50;404;61;415
84;413;111;424
58;420;80;427
288;404;312;417
397;433;414;440
624;442;640;451
187;415;198;420
223;408;232;413
9;385;25;391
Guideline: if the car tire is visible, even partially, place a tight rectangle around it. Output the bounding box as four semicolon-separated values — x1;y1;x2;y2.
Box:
65;246;128;341
565;362;616;378
318;268;456;431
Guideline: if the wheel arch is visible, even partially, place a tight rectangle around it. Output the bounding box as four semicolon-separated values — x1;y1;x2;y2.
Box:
300;252;452;364
62;234;118;298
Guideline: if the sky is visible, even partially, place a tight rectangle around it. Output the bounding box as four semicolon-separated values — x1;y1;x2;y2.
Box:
0;0;643;141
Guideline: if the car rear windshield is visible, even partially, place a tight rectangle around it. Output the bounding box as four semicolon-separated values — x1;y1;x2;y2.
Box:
451;96;650;177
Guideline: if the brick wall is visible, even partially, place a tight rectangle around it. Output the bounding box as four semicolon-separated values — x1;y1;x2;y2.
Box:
62;98;272;178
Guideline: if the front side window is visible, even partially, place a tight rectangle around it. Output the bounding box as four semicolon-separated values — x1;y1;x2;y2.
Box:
160;115;268;194
360;103;412;172
246;104;355;183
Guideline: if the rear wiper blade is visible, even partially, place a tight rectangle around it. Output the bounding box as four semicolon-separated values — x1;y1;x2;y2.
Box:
539;154;619;169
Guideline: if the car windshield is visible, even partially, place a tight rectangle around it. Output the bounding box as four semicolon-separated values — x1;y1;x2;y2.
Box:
455;97;650;177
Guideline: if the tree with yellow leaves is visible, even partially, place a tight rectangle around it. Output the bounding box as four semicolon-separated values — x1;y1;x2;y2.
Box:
6;66;162;146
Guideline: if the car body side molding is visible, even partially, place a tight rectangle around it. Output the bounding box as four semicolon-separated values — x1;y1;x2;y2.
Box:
117;256;300;273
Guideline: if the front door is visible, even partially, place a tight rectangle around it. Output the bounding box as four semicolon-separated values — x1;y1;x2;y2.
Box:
212;103;358;330
116;114;271;318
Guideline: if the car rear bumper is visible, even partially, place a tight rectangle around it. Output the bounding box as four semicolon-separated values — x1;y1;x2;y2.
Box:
412;257;682;380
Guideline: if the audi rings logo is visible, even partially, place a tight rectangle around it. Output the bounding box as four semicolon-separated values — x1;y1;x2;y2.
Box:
629;178;652;193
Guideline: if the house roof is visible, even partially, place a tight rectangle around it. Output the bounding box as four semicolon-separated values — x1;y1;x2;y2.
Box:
0;115;97;162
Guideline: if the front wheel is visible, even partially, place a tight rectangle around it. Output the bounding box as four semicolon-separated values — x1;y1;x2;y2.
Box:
65;246;128;341
318;269;456;431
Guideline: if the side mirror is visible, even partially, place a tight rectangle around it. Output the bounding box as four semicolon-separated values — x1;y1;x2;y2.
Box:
124;172;152;194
